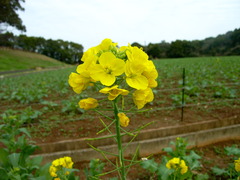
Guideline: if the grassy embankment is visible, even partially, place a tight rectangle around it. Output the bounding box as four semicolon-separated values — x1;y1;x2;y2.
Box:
0;48;67;72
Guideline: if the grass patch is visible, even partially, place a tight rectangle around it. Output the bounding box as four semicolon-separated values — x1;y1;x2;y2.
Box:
0;48;67;71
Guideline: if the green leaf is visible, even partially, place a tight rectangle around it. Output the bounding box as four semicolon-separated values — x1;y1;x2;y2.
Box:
140;159;158;173
162;147;173;154
18;128;31;138
0;168;8;179
30;156;42;167
0;148;9;166
189;150;201;160
157;164;172;180
8;153;20;167
35;162;52;179
195;173;209;180
211;166;227;176
224;146;240;156
0;124;5;130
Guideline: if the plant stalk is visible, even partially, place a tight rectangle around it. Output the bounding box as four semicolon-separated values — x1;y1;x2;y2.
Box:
113;100;126;180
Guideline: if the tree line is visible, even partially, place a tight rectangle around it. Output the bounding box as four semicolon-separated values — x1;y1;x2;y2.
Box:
0;33;83;64
133;28;240;59
0;28;239;64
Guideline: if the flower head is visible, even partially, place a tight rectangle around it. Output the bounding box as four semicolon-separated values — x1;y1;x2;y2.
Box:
99;85;129;100
118;113;130;127
49;156;74;178
69;39;158;110
166;157;188;175
235;158;240;172
79;98;98;110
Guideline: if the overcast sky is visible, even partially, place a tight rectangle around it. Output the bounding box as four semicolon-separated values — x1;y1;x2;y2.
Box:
16;0;240;51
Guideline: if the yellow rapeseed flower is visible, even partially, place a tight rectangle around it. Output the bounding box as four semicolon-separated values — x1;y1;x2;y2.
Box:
68;72;92;94
64;156;74;169
166;157;188;175
49;165;58;177
133;88;154;109
235;158;240;172
90;52;125;86
180;159;188;174
99;85;129;100
79;98;98;110
118;113;130;127
125;60;149;90
142;61;158;88
96;38;118;52
49;156;74;178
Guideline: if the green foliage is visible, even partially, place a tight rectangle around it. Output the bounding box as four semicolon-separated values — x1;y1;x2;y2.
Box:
211;145;240;179
1;107;42;125
141;137;208;180
61;97;85;114
0;33;84;64
84;159;105;180
0;0;26;32
0;111;51;179
171;94;191;106
146;28;240;58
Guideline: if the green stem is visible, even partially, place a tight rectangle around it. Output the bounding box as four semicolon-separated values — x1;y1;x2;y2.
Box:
113;99;126;180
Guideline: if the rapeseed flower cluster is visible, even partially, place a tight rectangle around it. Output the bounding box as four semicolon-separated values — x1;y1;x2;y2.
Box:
69;39;158;126
49;156;74;179
235;158;240;172
166;157;188;175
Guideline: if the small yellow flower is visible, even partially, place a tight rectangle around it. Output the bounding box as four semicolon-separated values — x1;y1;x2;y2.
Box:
235;158;240;172
125;46;149;90
90;52;125;86
166;157;180;169
79;98;98;110
49;165;58;177
118;113;130;127
142;61;158;88
180;160;188;174
125;60;148;90
96;38;118;51
49;156;74;178
54;178;61;180
64;156;74;169
99;85;129;100
52;159;60;167
133;88;154;109
166;157;188;175
68;72;92;94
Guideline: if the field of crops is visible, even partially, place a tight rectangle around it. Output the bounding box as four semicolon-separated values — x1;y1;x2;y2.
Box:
0;56;239;143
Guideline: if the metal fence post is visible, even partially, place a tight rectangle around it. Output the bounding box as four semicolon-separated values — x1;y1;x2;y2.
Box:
181;68;186;121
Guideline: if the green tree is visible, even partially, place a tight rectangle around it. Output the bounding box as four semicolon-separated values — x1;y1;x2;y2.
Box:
0;32;15;47
167;40;196;58
0;0;26;33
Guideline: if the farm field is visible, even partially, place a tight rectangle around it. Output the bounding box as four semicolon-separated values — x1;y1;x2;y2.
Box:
0;56;239;144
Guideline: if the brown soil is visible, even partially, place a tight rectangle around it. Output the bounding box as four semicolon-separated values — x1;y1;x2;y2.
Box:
30;102;239;144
